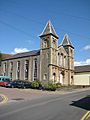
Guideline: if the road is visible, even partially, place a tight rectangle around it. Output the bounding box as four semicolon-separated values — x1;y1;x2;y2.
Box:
0;90;90;120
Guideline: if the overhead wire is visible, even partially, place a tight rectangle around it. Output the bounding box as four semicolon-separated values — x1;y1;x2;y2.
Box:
0;19;38;39
0;2;90;40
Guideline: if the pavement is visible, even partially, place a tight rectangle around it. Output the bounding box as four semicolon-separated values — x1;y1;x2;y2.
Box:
0;87;59;103
0;87;90;104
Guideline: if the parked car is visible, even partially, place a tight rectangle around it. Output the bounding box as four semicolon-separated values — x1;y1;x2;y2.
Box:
7;80;31;89
0;76;11;87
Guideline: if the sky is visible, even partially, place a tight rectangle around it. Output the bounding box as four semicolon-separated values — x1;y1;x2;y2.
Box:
0;0;90;66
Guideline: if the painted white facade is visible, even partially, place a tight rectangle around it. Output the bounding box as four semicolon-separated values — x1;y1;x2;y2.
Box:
74;72;90;85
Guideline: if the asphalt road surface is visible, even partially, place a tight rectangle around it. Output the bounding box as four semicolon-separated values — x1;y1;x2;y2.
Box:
0;90;90;120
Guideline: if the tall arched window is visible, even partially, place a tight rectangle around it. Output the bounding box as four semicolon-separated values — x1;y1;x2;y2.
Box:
3;62;6;76
53;39;56;48
60;71;64;84
16;61;20;79
43;39;48;48
60;53;63;66
53;73;56;83
64;56;66;67
10;62;13;79
10;62;13;71
24;60;29;80
33;58;38;80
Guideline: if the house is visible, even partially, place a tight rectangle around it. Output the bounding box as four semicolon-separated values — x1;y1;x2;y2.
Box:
1;20;74;85
74;65;90;85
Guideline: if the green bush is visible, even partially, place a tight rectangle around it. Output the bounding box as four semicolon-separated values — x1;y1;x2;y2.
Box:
56;83;62;88
31;80;42;89
44;83;57;91
31;81;57;91
31;81;39;89
37;80;42;87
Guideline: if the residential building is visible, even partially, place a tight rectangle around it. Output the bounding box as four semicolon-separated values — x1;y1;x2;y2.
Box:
74;65;90;85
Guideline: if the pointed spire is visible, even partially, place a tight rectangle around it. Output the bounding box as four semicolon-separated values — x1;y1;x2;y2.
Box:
40;20;58;38
61;34;74;48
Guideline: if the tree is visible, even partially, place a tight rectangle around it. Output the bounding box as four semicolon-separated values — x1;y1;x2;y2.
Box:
0;51;2;66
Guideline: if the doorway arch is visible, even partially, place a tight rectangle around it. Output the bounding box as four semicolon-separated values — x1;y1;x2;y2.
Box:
53;73;56;83
60;71;64;84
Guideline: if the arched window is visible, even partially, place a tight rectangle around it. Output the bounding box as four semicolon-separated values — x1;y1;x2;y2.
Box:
53;73;56;83
60;53;63;66
71;76;73;85
24;60;29;80
3;62;6;76
10;62;13;79
43;74;47;80
16;61;20;79
58;53;60;65
10;62;13;71
60;71;64;84
53;39;56;48
10;72;12;79
64;56;66;67
43;39;48;48
33;58;38;80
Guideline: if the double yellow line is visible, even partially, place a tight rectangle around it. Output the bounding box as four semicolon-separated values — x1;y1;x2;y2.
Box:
0;94;8;105
81;111;90;120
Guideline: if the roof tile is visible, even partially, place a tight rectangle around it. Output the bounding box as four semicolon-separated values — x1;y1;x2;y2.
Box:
75;65;90;73
2;50;40;60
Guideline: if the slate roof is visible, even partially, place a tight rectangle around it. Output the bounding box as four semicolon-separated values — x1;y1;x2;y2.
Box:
75;65;90;73
61;34;74;48
2;50;40;61
40;20;58;38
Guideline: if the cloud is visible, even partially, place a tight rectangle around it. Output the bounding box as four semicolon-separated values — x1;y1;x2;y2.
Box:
82;45;90;50
74;58;90;66
12;48;29;54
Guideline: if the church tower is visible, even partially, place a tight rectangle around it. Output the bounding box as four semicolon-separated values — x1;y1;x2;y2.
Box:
40;20;58;82
62;34;74;85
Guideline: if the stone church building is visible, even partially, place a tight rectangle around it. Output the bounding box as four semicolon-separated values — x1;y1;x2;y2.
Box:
1;21;74;85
